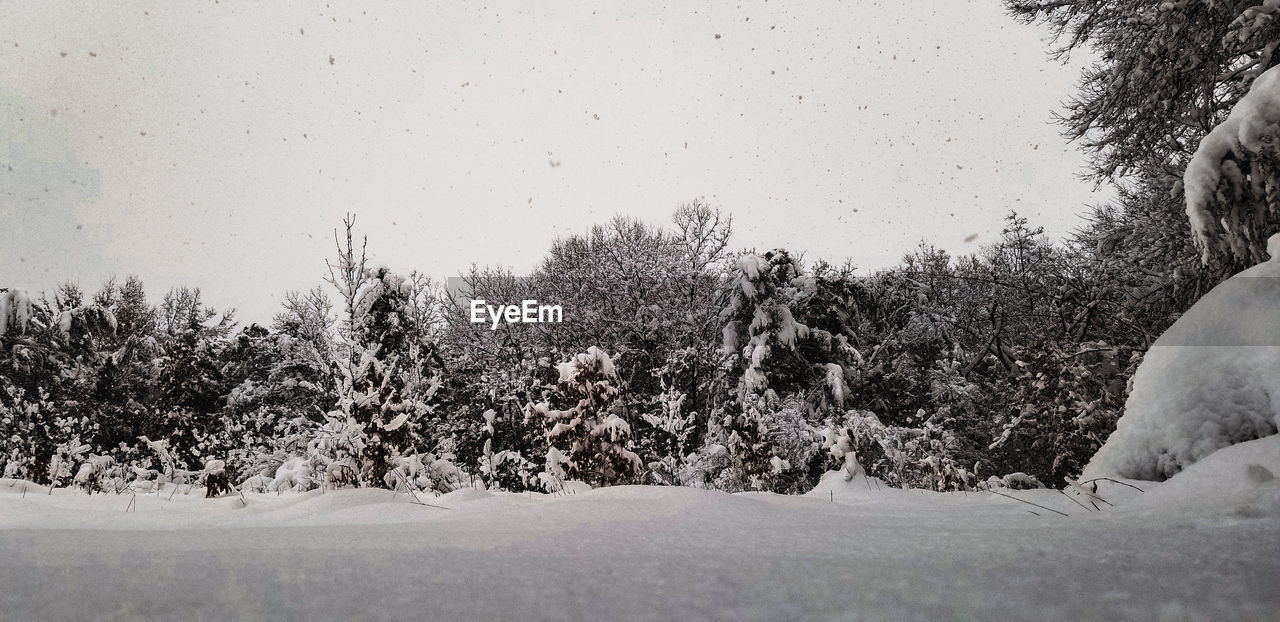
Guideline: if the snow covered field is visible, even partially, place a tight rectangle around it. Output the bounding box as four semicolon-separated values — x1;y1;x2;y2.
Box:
3;438;1277;621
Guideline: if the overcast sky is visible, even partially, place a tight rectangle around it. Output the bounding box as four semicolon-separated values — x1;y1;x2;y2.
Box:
0;2;1101;323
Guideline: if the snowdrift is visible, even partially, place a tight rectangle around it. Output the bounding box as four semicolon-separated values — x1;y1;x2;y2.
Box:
1083;234;1280;482
1113;434;1280;521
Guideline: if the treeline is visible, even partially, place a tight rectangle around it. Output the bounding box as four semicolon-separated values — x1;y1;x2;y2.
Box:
0;200;1222;494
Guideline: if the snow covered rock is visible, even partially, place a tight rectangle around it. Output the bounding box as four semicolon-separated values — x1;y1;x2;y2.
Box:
1082;234;1280;481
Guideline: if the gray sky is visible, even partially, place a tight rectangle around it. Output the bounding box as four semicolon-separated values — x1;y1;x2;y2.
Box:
0;2;1101;324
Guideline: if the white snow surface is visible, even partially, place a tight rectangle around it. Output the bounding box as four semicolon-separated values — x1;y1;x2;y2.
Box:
2;440;1278;621
1083;234;1280;481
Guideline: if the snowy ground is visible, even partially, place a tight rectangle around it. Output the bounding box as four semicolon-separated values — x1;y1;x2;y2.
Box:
2;440;1278;621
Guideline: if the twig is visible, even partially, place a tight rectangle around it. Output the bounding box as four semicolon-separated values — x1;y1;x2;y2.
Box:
393;471;430;507
1077;477;1145;493
1058;489;1093;512
984;489;1070;517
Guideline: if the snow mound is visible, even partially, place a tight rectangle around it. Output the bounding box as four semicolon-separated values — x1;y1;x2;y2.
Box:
1083;237;1280;481
804;470;899;502
1115;435;1280;521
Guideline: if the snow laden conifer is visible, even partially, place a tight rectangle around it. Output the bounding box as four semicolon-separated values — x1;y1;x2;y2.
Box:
307;216;443;489
527;347;641;490
694;250;823;492
332;265;439;487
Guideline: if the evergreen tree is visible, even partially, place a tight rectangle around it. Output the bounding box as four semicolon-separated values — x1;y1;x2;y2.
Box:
528;347;641;489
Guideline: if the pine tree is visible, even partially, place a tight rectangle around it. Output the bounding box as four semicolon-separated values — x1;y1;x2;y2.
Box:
528;347;641;489
706;250;819;490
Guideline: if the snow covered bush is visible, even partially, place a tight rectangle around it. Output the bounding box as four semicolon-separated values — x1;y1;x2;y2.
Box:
480;447;539;492
820;410;971;491
47;438;91;489
0;390;47;481
1083;234;1280;481
201;459;232;497
978;472;1044;491
81;456;125;492
305;412;366;487
384;451;465;493
985;340;1129;487
635;380;697;485
709;392;823;493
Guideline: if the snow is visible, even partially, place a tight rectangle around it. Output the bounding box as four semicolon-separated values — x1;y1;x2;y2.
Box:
556;345;616;383
0;288;32;336
824;362;847;406
593;413;632;442
1083;234;1280;481
1184;64;1280;261
2;442;1278;620
1111;434;1280;523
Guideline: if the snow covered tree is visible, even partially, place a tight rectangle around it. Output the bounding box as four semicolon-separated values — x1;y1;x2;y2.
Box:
1184;63;1280;263
1008;0;1279;183
156;287;232;416
326;213;369;350
1011;0;1280;277
330;263;441;487
819;409;971;491
268;287;338;419
699;250;822;491
347;266;420;485
527;347;641;489
666;201;734;435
